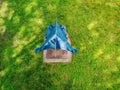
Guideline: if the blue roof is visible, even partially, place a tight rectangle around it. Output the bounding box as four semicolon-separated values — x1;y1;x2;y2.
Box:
35;21;77;54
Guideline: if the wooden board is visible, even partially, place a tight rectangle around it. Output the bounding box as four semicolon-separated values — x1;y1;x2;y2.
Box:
44;49;72;62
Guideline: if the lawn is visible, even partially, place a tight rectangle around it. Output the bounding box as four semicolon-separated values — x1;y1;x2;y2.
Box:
0;0;120;90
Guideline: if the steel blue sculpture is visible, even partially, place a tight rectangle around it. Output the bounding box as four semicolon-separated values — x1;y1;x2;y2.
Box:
35;21;77;54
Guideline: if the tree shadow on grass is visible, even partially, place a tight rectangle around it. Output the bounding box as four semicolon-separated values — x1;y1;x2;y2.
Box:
63;78;73;90
0;0;59;90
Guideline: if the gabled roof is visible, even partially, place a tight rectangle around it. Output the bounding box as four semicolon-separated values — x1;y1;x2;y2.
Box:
35;21;77;54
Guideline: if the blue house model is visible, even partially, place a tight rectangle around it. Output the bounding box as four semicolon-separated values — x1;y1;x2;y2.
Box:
35;21;77;54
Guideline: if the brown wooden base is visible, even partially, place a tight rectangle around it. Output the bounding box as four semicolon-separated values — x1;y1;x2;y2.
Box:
43;49;72;62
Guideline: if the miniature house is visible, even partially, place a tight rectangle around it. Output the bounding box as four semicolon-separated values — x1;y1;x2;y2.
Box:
35;21;77;62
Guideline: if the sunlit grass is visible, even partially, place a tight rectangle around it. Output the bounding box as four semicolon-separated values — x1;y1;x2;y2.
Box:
117;56;120;62
0;1;8;17
25;1;38;15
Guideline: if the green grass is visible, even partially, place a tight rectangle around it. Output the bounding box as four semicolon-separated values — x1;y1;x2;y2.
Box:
0;0;120;90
